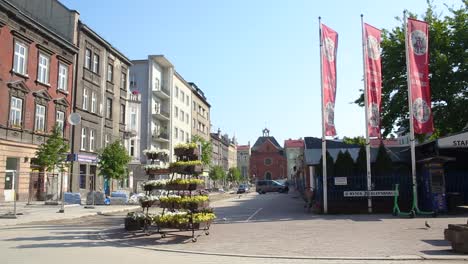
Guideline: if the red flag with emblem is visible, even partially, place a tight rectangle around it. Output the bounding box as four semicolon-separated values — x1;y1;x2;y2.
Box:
321;24;338;136
406;18;433;134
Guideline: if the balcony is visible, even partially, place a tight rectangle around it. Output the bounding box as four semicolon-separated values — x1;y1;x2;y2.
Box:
152;132;169;143
152;86;170;99
152;109;170;121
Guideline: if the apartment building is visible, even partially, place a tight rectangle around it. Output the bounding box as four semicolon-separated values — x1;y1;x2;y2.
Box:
0;0;78;201
172;72;192;150
189;82;210;142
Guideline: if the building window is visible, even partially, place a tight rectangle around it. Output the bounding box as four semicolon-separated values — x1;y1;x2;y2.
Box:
37;53;49;84
35;104;46;132
186;113;189;124
56;110;65;136
9;97;23;127
13;41;28;75
265;172;272;180
121;71;127;90
193;101;196;111
82;88;88;110
154;78;159;90
81;127;87;150
181;91;185;102
130;139;135;156
105;134;110;147
174;106;178;118
92;53;100;73
186;95;189;106
175;86;179;98
106;98;112;119
193;118;196;128
89;129;95;152
174;127;178;139
79;164;87;189
264;158;272;165
130;107;136;130
181;110;184;122
107;63;113;82
85;48;91;69
120;104;125;123
186;132;189;143
91;92;97;113
181;129;185;141
58;63;68;91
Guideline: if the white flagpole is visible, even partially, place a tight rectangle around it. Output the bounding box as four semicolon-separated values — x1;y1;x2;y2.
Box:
404;10;418;208
361;14;373;213
319;17;328;214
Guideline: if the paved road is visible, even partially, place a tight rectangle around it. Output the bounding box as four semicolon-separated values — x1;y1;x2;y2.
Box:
1;191;468;263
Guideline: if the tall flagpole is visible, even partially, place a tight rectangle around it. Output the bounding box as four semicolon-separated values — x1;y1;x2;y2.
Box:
404;10;418;208
319;16;328;214
360;14;373;213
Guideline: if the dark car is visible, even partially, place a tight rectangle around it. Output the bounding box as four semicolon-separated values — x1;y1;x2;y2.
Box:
237;184;250;194
256;180;287;194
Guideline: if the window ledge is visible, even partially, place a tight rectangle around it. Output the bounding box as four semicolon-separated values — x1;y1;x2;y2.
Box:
8;125;23;131
57;89;69;95
10;70;29;79
35;81;51;88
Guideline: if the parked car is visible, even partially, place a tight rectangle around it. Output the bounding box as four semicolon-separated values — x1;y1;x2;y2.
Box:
237;184;250;194
256;180;287;194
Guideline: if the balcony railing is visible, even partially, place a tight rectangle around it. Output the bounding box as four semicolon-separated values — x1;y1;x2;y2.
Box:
152;86;170;99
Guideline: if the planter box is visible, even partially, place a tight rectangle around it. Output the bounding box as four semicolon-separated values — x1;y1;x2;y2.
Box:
174;147;199;158
188;183;204;191
184;200;209;210
146;152;169;161
185;165;202;174
191;220;212;230
143;185;165;191
124;217;144;231
140;200;157;208
146;168;170;175
166;183;189;190
444;224;468;253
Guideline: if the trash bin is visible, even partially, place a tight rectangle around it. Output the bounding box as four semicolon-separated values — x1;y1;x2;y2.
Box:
446;192;463;212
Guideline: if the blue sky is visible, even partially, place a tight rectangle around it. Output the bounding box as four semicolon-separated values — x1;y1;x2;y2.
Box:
61;0;461;145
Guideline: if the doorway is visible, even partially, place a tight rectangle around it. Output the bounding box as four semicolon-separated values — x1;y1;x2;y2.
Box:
4;158;18;201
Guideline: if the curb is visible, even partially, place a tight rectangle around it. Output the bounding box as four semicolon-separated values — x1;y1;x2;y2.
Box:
97;228;468;261
0;206;140;227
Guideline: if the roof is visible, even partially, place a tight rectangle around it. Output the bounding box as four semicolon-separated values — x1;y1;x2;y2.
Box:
370;138;403;147
252;136;282;151
237;145;250;151
284;139;304;148
304;137;361;149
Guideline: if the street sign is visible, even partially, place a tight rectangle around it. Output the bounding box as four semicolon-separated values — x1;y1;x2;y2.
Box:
334;177;347;185
344;190;395;197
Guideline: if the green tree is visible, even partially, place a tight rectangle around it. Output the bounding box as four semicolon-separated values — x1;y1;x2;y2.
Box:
208;165;226;188
355;145;367;174
374;143;393;176
342;136;366;146
354;1;468;138
191;135;212;166
35;125;69;173
97;140;131;194
334;151;355;177
317;151;335;178
227;167;242;184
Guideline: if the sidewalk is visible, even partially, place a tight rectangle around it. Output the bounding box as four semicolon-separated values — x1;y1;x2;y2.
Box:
0;201;140;227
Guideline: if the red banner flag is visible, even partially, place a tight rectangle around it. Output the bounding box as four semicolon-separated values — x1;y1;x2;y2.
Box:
364;23;382;138
321;24;338;136
406;18;433;134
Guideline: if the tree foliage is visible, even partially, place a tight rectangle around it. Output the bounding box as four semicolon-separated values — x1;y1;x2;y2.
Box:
191;135;212;166
374;143;393;176
355;1;468;137
227;167;242;183
208;165;226;187
97;141;131;182
342;136;366;146
35;125;69;172
317;151;335;178
355;145;367;173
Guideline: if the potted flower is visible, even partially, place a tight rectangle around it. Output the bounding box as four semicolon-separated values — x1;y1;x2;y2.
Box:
144;164;170;175
174;142;199;157
191;212;216;229
143;148;170;161
166;178;189;190
139;194;160;208
124;212;148;231
142;179;167;191
188;179;204;190
169;160;203;175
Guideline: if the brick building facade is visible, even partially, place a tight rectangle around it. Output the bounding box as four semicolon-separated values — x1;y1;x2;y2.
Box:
250;129;286;182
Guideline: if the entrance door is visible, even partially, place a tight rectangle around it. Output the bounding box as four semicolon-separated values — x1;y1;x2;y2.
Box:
4;158;19;202
4;170;16;201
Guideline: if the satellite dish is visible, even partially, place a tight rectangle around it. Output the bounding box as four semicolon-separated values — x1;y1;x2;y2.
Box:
68;113;81;125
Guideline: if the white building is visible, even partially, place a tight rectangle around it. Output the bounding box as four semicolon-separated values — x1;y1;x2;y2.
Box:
172;72;192;155
123;90;141;190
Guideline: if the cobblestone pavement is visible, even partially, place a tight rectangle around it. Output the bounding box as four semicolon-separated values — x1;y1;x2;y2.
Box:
99;192;468;260
1;191;468;263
